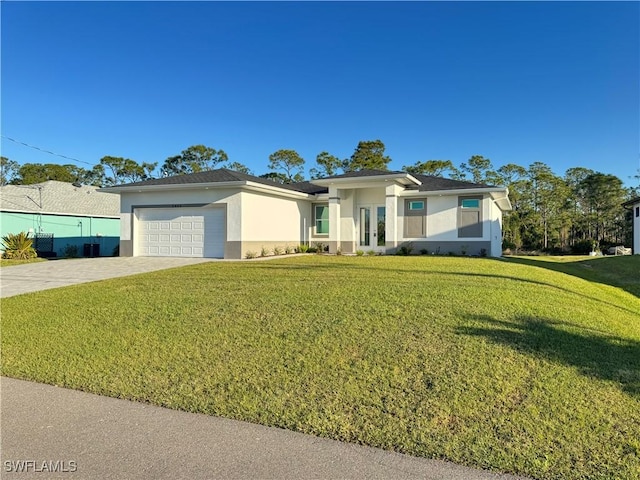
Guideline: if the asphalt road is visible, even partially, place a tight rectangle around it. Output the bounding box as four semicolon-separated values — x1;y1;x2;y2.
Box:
1;378;526;480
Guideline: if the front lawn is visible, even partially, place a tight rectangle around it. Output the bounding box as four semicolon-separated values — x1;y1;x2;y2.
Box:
2;256;639;479
0;257;46;267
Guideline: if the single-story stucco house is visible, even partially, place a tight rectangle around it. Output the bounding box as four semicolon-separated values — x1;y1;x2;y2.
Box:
101;168;512;259
623;196;640;254
1;180;120;257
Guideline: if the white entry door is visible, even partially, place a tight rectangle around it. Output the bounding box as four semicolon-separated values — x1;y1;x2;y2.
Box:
358;205;386;252
135;207;225;258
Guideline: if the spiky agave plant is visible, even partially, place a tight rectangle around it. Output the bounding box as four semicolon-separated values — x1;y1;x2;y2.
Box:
1;232;37;259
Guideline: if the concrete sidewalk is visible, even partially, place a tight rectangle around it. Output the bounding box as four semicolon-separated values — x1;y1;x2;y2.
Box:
0;257;216;298
0;377;525;479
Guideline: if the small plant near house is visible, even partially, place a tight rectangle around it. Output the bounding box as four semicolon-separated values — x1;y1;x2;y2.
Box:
366;250;376;256
273;246;284;256
307;247;318;253
260;246;271;257
460;244;469;256
284;245;294;254
295;244;310;253
1;232;37;260
396;243;414;256
420;248;429;255
62;244;79;258
313;242;327;254
479;248;488;257
335;248;342;256
245;251;258;259
356;250;365;256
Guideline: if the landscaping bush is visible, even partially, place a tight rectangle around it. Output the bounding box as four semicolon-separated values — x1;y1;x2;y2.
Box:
62;244;79;258
572;239;597;255
295;244;309;254
245;251;258;259
1;232;37;260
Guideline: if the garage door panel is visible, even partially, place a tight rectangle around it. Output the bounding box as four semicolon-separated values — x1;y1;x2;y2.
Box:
136;207;225;258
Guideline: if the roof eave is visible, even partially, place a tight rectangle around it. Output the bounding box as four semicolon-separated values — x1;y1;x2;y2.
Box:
100;180;312;199
310;172;421;187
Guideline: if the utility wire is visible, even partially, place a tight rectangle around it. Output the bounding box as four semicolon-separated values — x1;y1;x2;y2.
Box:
1;135;94;166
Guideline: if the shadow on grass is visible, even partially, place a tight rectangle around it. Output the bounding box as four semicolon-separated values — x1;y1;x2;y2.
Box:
457;315;640;397
503;255;640;299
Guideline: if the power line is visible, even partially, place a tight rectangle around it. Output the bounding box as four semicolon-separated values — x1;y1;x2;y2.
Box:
1;135;94;166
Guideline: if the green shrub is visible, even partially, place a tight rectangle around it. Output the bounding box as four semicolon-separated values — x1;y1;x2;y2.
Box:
295;244;310;253
273;246;284;255
397;243;414;256
284;245;294;254
572;239;598;255
245;251;258;259
366;250;376;256
1;232;37;260
356;250;365;256
260;246;271;257
62;244;79;258
420;248;429;255
307;247;318;254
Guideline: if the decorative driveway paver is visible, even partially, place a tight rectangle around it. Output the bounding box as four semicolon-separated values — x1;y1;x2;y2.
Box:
0;257;216;298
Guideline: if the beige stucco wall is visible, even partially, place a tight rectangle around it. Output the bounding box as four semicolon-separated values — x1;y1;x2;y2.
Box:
240;191;311;257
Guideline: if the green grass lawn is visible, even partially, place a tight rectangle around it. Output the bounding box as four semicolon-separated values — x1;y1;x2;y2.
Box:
0;257;47;267
2;256;639;479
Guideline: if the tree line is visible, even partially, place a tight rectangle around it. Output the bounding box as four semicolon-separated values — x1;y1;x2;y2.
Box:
2;139;638;253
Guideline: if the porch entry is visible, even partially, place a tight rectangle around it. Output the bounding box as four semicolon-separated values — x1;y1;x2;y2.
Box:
358;205;386;252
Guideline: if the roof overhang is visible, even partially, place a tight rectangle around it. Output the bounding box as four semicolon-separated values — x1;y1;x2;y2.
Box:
100;181;312;200
310;172;421;189
401;187;512;211
622;197;640;209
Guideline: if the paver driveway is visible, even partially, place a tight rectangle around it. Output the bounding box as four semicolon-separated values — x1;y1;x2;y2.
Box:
0;257;215;298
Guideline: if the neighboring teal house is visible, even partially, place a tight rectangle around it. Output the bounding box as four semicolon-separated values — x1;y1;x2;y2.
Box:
1;180;120;257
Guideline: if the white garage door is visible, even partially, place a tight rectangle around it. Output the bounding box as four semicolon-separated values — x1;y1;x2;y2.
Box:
136;207;225;258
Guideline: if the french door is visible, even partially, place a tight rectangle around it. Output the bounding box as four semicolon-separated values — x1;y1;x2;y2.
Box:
358;205;386;252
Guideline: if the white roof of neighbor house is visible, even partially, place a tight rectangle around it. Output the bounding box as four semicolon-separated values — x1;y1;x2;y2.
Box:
0;181;120;217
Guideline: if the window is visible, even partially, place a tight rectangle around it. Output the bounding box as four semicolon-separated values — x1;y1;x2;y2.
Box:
461;199;480;208
636;206;639;218
458;196;483;238
404;198;426;237
314;204;329;235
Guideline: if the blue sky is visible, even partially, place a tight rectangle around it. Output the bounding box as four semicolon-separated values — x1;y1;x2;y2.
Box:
2;1;638;186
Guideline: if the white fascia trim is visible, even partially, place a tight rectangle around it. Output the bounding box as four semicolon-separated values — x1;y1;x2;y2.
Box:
243;181;312;199
101;181;312;200
489;189;512;211
99;181;245;193
399;187;512;211
311;173;421;187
